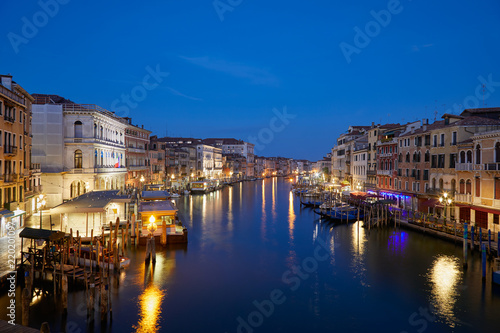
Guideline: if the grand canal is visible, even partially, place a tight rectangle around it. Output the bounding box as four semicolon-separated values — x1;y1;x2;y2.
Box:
3;178;500;332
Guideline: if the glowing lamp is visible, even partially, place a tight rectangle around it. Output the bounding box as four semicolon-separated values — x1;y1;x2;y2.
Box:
147;215;157;235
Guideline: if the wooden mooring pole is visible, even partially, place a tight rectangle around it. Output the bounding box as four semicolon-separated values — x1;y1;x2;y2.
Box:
463;223;468;269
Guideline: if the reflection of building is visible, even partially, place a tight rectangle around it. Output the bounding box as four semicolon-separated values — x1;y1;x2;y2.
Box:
0;74;35;235
32;94;127;208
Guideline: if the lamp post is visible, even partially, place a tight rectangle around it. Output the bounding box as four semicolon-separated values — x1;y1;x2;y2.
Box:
140;175;145;190
439;192;453;227
147;215;157;236
37;194;46;229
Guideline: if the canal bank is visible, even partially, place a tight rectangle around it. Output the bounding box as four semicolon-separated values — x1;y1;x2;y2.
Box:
1;178;499;332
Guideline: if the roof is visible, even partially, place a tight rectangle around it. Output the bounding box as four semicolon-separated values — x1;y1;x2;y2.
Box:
454;116;500;126
141;190;171;200
138;201;177;215
461;107;500;114
203;138;249;145
50;190;132;214
19;227;65;241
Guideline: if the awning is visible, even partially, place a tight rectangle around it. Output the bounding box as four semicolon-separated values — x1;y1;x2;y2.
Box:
19;227;65;241
0;209;14;218
420;198;439;207
471;205;500;215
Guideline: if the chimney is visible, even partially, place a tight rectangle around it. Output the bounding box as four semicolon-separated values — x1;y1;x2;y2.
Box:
371;121;375;128
141;125;144;129
0;74;13;90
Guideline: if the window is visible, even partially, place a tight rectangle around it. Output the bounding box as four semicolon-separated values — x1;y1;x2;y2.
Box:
425;135;430;146
452;132;457;145
438;154;445;168
449;154;456;168
19;111;22;123
74;150;83;168
423;170;429;181
431;155;437;168
496;143;500;163
466;179;472;194
19;136;22;150
475;145;481;164
459;179;465;194
494;215;499;225
405;181;408;190
467;151;472;163
0;101;2;115
425;151;430;162
400;140;402;147
475;177;481;197
460;151;466;163
440;133;445;147
433;135;437;147
495;178;500;199
74;121;83;138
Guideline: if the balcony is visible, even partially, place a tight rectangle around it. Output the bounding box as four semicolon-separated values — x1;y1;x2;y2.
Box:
65;166;127;174
425;188;454;195
455;163;482;171
64;137;125;148
377;170;393;176
30;163;41;172
2;174;18;183
4;145;17;156
455;193;472;204
0;85;25;105
128;165;148;171
367;170;377;176
3;115;15;123
484;163;500;171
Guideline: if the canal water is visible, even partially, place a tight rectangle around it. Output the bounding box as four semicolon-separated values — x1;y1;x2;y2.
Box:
2;178;500;332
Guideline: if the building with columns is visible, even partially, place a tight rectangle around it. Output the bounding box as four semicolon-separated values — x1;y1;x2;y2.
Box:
32;94;127;208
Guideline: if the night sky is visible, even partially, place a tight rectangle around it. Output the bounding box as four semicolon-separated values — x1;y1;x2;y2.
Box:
1;0;500;160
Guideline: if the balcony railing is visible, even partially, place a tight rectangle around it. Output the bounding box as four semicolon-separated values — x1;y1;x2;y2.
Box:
4;145;17;156
2;174;18;182
4;115;15;123
377;170;393;176
367;170;377;176
484;163;500;171
0;84;25;105
66;166;127;174
30;163;41;172
64;137;125;147
455;163;483;171
455;193;472;204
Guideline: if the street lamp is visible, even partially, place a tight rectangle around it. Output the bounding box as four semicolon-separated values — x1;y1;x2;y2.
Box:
37;194;46;229
439;192;453;226
147;215;157;236
140;175;145;190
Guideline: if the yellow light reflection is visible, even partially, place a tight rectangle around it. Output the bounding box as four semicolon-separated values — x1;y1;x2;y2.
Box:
134;284;165;333
351;221;366;257
261;180;267;239
228;186;233;232
288;191;295;242
272;177;277;219
427;255;461;327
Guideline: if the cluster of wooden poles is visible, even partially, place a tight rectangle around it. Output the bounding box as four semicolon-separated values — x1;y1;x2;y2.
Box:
20;217;142;331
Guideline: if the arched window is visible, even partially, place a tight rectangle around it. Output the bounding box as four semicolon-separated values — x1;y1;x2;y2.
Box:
439;178;444;190
406;152;410;162
460;151;466;163
398;153;402;163
496;143;500;163
389;161;392;170
425;151;430;162
451;179;456;193
94;150;98;167
74;121;83;138
459;179;465;194
94;123;97;138
475;145;481;164
466;151;472;163
432;178;436;189
466;179;472;194
100;151;104;165
74;150;82;169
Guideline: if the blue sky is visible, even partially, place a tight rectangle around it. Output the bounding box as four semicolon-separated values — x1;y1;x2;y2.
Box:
1;0;500;160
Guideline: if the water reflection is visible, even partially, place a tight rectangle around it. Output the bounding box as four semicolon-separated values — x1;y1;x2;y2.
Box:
272;178;277;219
427;255;461;327
261;180;267;240
350;222;368;286
388;231;408;254
134;283;165;333
228;186;233;232
288;191;295;242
